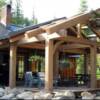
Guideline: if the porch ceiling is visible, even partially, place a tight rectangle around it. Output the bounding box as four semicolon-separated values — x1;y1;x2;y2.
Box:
18;41;88;54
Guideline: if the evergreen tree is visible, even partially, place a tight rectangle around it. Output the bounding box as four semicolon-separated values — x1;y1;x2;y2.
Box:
31;8;38;25
23;18;31;26
11;0;25;26
0;0;6;19
11;0;38;26
76;0;88;74
76;55;84;74
79;0;88;13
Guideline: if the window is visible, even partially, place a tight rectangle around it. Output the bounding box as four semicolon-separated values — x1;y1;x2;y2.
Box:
18;56;24;79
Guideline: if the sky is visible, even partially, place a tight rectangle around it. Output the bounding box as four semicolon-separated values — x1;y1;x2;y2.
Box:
10;0;100;23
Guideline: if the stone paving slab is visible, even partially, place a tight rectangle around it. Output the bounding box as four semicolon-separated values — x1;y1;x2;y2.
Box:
0;86;100;99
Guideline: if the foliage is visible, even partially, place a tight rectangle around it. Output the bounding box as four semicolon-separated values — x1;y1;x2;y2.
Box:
96;67;100;79
29;55;45;72
91;10;100;19
89;10;100;27
76;0;88;74
0;0;6;19
97;54;100;67
11;0;38;26
29;55;44;62
96;55;100;79
24;18;33;26
11;0;25;26
79;0;88;13
59;59;70;68
32;9;38;25
76;55;84;74
0;0;38;26
82;26;94;36
0;0;6;8
31;18;38;25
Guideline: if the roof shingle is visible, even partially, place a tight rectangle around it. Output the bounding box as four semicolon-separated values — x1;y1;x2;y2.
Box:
0;17;66;40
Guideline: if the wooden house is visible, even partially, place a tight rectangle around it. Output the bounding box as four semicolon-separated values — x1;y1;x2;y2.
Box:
0;5;100;92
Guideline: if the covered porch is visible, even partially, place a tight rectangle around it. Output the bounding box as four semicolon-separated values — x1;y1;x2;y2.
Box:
0;8;100;92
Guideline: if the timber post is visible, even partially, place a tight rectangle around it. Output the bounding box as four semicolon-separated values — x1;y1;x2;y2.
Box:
9;43;17;88
84;52;90;74
90;45;97;88
53;51;59;79
45;39;54;92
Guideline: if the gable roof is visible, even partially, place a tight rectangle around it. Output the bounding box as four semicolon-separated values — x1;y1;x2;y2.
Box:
43;12;91;33
0;8;99;44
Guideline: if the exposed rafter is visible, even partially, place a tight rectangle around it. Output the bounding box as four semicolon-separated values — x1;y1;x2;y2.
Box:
43;12;91;33
70;27;77;36
0;40;9;48
90;26;100;37
10;34;24;42
17;32;67;45
17;36;44;45
77;23;83;38
25;28;45;38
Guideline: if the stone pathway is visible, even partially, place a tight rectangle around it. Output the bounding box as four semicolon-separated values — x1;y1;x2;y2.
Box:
0;87;100;99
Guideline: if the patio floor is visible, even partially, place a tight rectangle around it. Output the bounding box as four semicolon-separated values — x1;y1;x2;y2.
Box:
13;86;100;93
0;86;100;99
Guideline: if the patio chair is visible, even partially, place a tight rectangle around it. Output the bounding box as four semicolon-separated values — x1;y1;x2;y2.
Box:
32;72;42;88
24;71;33;87
38;72;45;86
53;75;61;87
24;71;42;88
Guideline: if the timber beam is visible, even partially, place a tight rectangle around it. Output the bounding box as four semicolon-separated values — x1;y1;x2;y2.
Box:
17;32;67;45
90;27;100;38
57;35;97;46
9;43;17;88
17;31;98;46
77;23;83;38
19;42;45;49
10;34;24;43
0;41;9;48
60;49;85;54
19;42;88;54
43;12;91;33
90;45;97;88
45;39;53;92
17;36;44;45
60;43;90;49
25;28;45;38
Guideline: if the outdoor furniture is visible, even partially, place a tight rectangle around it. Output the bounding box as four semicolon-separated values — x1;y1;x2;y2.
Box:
32;72;42;88
24;71;42;88
56;74;90;87
24;71;33;87
38;72;45;86
74;74;90;86
53;75;61;88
